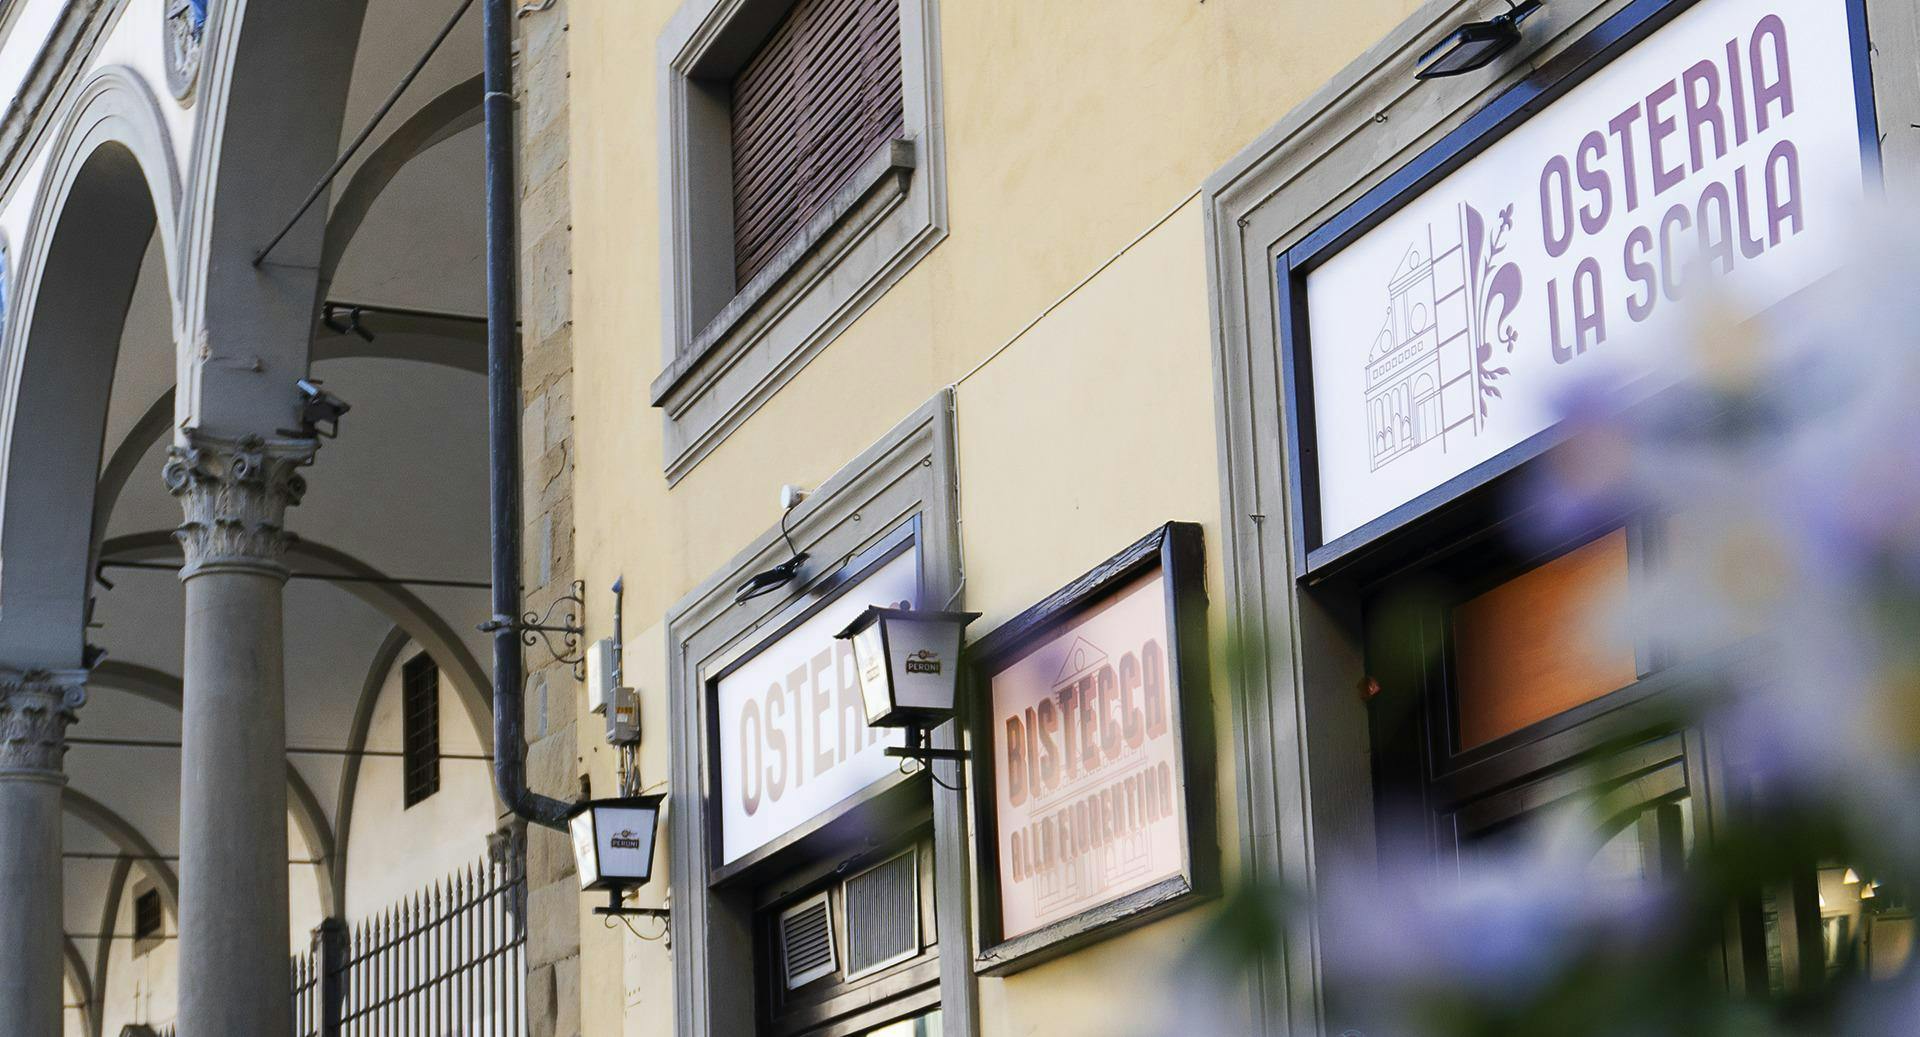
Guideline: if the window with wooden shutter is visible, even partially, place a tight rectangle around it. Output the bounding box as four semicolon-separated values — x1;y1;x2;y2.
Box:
730;0;904;287
133;885;164;957
401;653;441;808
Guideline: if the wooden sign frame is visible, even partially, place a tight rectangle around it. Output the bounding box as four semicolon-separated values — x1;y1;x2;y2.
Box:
964;522;1219;975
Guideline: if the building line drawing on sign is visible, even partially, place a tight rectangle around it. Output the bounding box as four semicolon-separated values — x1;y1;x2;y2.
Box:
1365;202;1524;471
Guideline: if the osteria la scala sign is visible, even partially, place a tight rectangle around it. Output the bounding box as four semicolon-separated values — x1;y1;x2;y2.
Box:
1302;0;1867;545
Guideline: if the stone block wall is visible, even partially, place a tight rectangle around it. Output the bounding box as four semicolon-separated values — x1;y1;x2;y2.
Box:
515;4;581;1037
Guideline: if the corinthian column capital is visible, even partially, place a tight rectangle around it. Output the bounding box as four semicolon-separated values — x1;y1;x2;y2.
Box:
163;431;318;578
0;669;87;779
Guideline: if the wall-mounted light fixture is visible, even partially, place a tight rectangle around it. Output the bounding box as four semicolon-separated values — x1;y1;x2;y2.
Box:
570;794;667;919
1416;1;1542;80
736;487;813;605
835;606;979;768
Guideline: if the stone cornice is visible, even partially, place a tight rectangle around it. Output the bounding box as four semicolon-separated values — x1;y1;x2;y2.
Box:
163;431;318;578
0;668;86;778
0;0;127;209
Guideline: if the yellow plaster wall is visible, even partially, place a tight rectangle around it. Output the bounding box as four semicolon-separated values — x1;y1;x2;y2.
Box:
950;199;1241;1032
562;0;1427;1031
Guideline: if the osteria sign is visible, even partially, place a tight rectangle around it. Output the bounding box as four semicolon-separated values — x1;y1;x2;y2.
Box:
1300;0;1869;548
715;549;915;866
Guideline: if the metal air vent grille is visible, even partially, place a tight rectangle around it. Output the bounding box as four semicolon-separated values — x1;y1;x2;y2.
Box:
843;850;919;978
778;892;837;990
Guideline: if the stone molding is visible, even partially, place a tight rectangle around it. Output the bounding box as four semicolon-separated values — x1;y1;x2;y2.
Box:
0;0;128;209
163;431;318;578
652;0;949;485
0;669;87;777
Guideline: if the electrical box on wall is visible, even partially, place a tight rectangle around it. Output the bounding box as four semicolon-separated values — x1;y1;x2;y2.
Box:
587;639;616;714
608;686;640;745
587;637;640;745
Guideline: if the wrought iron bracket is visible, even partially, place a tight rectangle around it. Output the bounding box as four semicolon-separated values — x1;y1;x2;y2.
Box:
479;579;587;680
592;889;668;919
594;905;670;919
884;746;967;762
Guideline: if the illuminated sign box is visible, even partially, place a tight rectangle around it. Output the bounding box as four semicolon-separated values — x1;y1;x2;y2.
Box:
966;523;1218;975
708;529;920;879
1282;0;1878;575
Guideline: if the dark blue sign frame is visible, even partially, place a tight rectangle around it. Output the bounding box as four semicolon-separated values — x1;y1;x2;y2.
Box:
1278;0;1881;581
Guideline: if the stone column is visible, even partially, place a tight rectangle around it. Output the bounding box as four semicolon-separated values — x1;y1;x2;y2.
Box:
165;432;316;1037
313;916;347;1037
0;669;84;1035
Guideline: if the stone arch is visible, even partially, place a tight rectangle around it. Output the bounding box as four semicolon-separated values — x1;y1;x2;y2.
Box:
84;855;134;1037
97;533;494;755
175;0;379;440
0;67;182;671
86;661;342;918
330;625;411;918
62;938;90;1037
61;788;178;919
320;73;484;288
7;66;185;322
90;330;487;575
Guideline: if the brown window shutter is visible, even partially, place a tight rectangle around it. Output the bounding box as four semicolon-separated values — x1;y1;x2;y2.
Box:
730;0;905;287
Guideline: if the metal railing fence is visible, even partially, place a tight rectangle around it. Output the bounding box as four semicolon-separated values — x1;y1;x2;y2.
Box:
292;845;526;1037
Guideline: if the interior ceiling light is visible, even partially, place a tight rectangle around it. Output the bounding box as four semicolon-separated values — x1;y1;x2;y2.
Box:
1842;868;1862;885
1416;1;1544;80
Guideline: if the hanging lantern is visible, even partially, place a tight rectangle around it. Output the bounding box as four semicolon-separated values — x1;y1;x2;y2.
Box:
570;794;665;899
835;606;978;766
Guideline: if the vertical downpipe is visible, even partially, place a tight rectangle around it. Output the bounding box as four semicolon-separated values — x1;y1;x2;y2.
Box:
483;0;575;830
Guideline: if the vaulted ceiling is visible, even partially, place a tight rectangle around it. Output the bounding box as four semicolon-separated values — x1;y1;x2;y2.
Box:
58;0;503;995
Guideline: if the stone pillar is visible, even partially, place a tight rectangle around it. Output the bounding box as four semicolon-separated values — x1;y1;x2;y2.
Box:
313;916;347;1037
165;432;316;1037
517;5;585;1033
0;669;84;1035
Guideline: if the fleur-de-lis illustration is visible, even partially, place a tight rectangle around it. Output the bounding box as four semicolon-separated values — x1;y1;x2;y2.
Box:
1464;202;1525;423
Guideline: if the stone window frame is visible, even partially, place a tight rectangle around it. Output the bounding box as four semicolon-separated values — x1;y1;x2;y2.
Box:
665;390;976;1036
651;0;948;485
1199;0;1920;1032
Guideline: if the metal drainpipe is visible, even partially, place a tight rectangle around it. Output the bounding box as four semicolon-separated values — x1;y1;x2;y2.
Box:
485;0;576;831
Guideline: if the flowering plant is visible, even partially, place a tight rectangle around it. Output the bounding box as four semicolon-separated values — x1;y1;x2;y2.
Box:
1160;215;1920;1036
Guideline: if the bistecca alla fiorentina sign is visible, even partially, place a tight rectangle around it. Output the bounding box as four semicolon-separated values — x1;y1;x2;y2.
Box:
988;570;1185;939
1304;0;1867;543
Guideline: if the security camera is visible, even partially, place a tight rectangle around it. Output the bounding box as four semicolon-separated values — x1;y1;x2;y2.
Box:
295;379;351;439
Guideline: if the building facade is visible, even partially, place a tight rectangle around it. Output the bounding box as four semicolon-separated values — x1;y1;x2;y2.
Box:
543;0;1920;1034
0;0;1914;1036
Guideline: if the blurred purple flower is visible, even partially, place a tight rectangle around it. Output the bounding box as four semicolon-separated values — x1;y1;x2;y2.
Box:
1518;206;1920;857
1315;826;1676;1037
